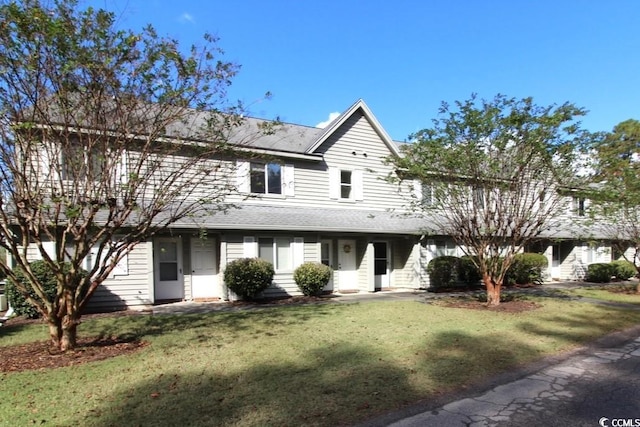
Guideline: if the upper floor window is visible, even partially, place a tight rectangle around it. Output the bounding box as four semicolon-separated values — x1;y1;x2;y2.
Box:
340;170;352;199
472;186;485;209
422;183;434;206
573;196;586;216
251;162;282;195
329;168;363;201
237;161;294;196
61;144;105;181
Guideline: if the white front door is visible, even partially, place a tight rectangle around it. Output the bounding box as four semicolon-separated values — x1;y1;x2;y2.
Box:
337;239;357;291
191;238;219;299
321;239;334;292
154;237;184;300
374;241;389;290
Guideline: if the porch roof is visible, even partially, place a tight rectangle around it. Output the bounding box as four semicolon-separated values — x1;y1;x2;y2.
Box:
175;204;429;235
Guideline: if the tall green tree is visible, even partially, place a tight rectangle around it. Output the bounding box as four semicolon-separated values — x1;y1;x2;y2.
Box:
0;0;260;350
589;119;640;291
390;94;591;305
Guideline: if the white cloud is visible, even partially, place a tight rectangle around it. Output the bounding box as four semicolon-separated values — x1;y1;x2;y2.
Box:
178;12;195;24
315;112;340;129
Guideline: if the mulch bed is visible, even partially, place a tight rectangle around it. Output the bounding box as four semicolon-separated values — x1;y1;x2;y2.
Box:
0;310;149;373
434;299;541;313
0;336;148;373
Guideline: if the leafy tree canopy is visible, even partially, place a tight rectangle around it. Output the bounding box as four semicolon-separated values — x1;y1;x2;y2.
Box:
390;94;594;305
0;0;262;350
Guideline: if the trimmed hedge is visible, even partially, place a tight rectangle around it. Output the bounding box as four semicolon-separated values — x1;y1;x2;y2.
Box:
294;262;332;296
5;260;88;319
610;260;637;280
506;253;548;286
426;256;460;288
586;263;615;283
224;258;274;299
459;256;482;286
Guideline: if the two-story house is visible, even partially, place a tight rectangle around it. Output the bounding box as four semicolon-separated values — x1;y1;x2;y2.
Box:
65;99;432;310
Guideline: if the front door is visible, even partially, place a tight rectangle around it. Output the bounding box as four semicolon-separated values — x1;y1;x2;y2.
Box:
374;241;389;290
321;239;334;292
191;238;219;299
154;237;184;300
337;239;357;291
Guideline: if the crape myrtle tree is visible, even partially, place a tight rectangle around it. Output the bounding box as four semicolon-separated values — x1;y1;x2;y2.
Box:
588;119;640;292
390;94;592;305
0;0;267;350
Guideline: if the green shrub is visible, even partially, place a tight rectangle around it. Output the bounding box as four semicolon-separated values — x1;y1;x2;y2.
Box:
224;258;275;299
506;253;548;286
294;262;332;296
610;260;637;280
5;260;88;319
459;256;482;286
586;263;615;283
426;256;460;289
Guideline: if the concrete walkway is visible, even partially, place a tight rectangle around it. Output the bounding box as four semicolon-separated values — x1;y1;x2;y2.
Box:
374;327;640;427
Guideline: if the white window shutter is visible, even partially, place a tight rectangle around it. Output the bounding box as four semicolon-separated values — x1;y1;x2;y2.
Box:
282;164;295;196
243;236;256;257
39;241;56;260
237;161;250;193
427;239;436;259
293;237;304;268
329;168;339;199
413;179;422;200
116;151;128;186
353;170;364;201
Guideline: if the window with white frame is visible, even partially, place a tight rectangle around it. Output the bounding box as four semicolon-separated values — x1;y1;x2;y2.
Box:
473;186;485;209
250;162;282;194
340;170;352;199
572;196;586;216
61;143;106;181
329;168;363;201
258;237;291;270
422;183;434;206
435;239;457;257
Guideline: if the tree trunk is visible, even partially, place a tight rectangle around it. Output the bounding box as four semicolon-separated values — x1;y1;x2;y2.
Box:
60;316;78;351
48;317;62;349
483;273;501;306
46;302;80;351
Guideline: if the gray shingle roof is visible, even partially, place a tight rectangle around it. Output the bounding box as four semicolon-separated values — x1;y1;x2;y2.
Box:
175;204;430;235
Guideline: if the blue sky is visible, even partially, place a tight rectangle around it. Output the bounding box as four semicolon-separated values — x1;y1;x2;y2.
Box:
87;0;640;141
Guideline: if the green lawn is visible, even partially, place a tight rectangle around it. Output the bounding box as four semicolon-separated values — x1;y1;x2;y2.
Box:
2;297;640;426
568;284;640;305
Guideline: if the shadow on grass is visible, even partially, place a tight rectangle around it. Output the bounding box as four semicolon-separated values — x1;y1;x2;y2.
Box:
77;342;416;427
81;303;342;344
517;305;640;345
0;321;39;339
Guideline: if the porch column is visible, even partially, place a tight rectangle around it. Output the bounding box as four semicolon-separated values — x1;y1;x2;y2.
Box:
365;241;375;292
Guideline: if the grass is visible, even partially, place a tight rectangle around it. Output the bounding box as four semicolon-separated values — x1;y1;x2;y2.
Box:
2;297;640;426
567;283;640;305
